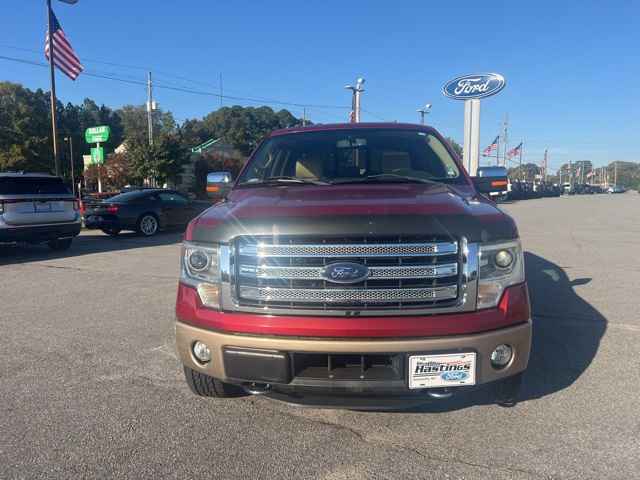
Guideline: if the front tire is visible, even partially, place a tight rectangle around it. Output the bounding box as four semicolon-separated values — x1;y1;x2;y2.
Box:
183;366;246;398
47;238;73;251
137;214;159;236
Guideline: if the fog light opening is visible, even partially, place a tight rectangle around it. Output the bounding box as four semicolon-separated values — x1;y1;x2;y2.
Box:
490;344;513;369
192;341;212;364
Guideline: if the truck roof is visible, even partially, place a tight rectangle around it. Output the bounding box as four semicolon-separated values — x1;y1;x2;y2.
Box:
269;122;438;137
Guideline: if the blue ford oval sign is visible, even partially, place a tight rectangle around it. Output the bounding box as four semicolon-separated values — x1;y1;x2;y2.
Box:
322;262;369;284
442;73;506;100
440;371;469;382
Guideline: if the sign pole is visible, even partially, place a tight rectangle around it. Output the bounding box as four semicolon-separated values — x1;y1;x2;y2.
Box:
96;142;102;193
47;0;60;177
463;99;481;176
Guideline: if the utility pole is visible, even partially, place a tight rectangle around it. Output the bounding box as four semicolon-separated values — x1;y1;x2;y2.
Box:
147;72;154;146
302;108;307;127
345;77;365;123
614;161;617;186
417;104;432;125
47;0;60;176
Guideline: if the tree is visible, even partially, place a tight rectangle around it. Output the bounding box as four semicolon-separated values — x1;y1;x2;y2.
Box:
124;132;189;185
0;82;54;172
508;163;541;181
117;105;175;144
199;106;304;155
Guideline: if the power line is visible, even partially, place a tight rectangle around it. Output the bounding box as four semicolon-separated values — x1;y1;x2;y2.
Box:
360;108;389;122
0;50;349;111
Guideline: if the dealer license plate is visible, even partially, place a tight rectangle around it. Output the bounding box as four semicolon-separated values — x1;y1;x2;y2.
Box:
408;352;476;389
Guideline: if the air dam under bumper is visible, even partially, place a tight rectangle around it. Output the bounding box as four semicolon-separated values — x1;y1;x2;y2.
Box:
176;320;531;402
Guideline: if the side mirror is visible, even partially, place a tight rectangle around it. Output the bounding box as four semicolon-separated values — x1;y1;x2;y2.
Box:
472;176;508;194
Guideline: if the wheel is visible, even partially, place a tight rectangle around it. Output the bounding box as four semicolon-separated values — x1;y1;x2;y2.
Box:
101;227;121;237
47;238;73;251
492;372;523;407
183;366;246;398
137;214;159;236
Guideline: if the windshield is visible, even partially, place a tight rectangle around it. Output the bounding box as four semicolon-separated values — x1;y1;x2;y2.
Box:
477;166;508;178
238;129;462;185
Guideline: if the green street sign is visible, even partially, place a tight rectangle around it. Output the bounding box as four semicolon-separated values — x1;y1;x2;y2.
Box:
90;146;105;164
85;125;111;143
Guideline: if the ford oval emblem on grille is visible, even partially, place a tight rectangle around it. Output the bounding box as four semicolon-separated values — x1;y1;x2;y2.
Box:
322;262;369;284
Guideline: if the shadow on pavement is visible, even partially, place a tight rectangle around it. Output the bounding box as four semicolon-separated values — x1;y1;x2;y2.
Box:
403;251;607;413
0;230;184;266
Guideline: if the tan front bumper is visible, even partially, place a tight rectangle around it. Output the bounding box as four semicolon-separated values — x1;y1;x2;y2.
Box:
176;320;532;386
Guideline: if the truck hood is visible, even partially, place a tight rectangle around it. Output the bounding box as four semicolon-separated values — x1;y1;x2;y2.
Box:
187;183;517;243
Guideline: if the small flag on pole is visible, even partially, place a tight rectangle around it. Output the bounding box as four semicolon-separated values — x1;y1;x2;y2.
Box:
482;136;500;157
507;142;523;159
45;11;83;80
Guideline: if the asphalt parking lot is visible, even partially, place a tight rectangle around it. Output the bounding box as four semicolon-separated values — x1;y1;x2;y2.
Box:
1;194;639;479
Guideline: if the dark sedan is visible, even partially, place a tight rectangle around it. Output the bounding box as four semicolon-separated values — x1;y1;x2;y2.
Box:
82;189;209;236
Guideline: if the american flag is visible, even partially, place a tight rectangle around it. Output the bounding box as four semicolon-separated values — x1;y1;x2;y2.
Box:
507;142;523;159
45;11;83;80
482;136;500;157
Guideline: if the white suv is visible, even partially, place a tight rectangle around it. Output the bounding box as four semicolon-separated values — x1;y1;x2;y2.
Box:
0;172;81;250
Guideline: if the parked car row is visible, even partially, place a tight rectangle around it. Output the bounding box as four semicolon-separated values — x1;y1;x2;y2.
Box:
1;172;213;252
508;180;562;200
82;189;210;236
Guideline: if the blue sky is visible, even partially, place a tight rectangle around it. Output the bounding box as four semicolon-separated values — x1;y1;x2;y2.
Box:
1;0;638;169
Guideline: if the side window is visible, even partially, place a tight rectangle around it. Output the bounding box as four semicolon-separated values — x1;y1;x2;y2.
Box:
158;192;188;206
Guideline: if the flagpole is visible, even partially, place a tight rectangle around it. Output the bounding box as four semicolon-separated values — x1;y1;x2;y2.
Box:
519;140;523;181
47;0;60;176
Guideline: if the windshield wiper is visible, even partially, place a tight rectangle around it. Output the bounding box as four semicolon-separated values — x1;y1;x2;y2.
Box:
331;174;439;185
237;176;330;187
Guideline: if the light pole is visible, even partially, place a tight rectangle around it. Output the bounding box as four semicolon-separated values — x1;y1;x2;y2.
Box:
345;77;365;123
64;136;75;197
417;104;432;124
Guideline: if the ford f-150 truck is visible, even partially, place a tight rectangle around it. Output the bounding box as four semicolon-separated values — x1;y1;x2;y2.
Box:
175;123;531;409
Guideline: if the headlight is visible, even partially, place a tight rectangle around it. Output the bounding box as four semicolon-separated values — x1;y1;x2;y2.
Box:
181;242;221;309
477;240;525;309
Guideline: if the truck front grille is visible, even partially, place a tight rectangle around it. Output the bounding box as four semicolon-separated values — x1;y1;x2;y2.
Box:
233;235;461;311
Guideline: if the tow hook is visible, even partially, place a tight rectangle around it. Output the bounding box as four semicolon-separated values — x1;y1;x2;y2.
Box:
243;382;272;395
427;388;453;399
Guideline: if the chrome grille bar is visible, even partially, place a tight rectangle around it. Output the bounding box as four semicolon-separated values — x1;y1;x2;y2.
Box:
238;241;458;258
239;285;458;303
239;263;458;280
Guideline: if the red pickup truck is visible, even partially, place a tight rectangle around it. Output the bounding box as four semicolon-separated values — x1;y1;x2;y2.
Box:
175;123;531;409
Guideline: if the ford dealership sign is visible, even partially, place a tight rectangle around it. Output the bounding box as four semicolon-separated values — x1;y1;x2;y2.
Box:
442;73;505;100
